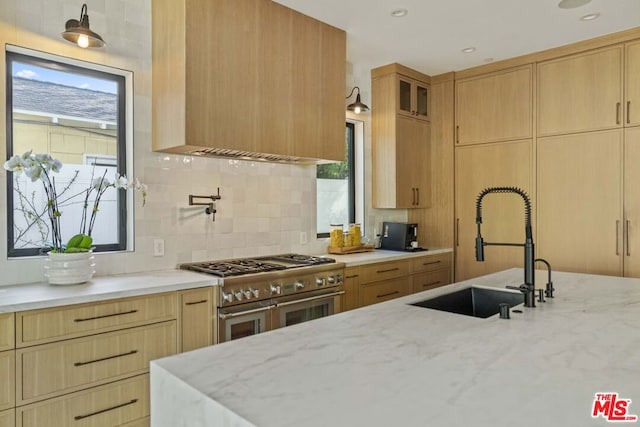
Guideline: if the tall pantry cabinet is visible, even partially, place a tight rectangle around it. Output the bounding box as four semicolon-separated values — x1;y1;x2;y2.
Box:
536;39;640;276
454;66;533;281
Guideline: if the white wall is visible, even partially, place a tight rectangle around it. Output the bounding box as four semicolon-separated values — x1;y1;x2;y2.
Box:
0;0;406;286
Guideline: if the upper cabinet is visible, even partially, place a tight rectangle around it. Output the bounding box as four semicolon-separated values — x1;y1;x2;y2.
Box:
626;40;640;127
455;65;532;145
152;0;346;163
537;46;624;136
398;75;430;121
371;64;431;209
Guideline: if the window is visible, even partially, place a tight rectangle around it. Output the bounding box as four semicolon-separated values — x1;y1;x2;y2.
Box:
5;48;131;257
316;121;364;237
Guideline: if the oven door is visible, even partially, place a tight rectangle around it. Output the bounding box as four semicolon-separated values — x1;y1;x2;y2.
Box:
218;302;275;343
272;289;344;329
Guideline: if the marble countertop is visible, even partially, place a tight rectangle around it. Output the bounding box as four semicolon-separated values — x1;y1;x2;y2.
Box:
0;269;218;313
324;248;452;266
151;268;640;427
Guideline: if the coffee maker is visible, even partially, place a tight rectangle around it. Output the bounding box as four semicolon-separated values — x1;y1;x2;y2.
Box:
379;222;425;251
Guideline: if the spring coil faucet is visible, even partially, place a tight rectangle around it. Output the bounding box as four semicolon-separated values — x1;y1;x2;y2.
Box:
475;186;536;307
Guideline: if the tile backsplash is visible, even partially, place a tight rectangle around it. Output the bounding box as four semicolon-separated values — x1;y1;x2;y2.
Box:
0;0;407;286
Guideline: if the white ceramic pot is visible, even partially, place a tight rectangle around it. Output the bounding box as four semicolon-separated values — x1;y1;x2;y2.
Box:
44;251;95;285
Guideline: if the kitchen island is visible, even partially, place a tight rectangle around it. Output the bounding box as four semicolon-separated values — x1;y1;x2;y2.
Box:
150;269;640;426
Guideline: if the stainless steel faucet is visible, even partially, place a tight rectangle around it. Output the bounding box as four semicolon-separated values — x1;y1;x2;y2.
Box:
475;186;536;308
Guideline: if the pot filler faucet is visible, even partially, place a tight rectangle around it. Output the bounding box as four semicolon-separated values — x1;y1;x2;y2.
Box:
475;187;536;308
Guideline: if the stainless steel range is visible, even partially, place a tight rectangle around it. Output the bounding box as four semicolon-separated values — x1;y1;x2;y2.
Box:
180;254;345;342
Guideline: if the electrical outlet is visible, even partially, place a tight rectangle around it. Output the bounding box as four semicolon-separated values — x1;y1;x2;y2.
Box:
299;231;308;245
153;239;165;257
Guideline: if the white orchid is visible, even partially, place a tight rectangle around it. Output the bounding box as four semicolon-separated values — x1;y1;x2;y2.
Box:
4;151;147;253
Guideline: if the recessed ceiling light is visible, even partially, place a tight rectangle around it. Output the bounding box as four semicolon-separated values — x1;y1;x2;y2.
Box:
580;12;600;21
390;8;408;18
558;0;591;9
461;47;476;53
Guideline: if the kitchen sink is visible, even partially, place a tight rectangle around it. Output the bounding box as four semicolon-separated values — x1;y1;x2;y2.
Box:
409;286;524;318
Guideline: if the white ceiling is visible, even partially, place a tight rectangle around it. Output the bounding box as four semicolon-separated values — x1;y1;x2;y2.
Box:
273;0;640;76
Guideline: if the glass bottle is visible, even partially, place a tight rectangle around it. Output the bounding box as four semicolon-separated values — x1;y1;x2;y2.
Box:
329;224;344;247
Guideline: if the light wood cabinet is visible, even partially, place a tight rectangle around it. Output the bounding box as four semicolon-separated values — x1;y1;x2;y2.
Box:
398;75;430;121
372;64;431;208
152;0;346;162
412;269;451;294
455;140;532;281
537;130;624;275
359;277;412;307
17;321;176;404
179;288;213;352
17;374;149;427
342;267;360;312
0;314;13;352
624;127;640;277
537;46;624;136
455;65;532;145
0;409;14;427
349;253;452;309
17;293;177;347
0;351;14;411
626;41;640;127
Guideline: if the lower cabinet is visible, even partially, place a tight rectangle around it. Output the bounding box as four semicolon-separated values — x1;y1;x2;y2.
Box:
359;277;412;307
0;409;14;427
345;253;452;310
16;374;149;427
0;351;14;412
179;288;214;352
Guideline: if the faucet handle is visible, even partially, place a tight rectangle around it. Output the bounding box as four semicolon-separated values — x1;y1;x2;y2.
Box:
537;288;546;303
544;281;555;298
506;284;529;294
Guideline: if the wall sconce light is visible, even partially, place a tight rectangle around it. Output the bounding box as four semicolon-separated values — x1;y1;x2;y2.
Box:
61;4;105;48
346;86;370;114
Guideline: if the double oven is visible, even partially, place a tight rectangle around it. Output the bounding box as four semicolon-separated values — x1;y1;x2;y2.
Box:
181;254;345;342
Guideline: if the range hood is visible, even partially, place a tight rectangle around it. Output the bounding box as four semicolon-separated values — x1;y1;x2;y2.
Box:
160;146;320;165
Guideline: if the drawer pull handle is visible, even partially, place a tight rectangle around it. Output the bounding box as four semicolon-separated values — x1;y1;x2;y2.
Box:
185;299;208;306
74;309;138;322
423;281;442;287
377;290;399;298
74;398;139;420
422;261;441;266
345;275;359;279
74;349;138;367
376;268;400;274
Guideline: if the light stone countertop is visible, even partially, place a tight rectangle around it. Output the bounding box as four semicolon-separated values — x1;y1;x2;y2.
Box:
150;268;640;427
0;269;218;313
323;248;452;267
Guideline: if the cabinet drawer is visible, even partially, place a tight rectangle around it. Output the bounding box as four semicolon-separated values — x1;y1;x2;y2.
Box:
179;288;213;353
412;269;451;294
0;313;14;351
359;260;410;284
17;293;177;347
411;253;451;275
0;409;14;427
0;351;14;411
18;374;149;427
18;321;176;404
359;278;411;307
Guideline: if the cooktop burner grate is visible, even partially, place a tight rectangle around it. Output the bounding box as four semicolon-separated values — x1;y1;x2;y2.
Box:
180;254;336;277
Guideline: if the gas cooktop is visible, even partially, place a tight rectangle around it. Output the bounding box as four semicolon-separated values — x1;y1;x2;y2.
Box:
180;254;336;277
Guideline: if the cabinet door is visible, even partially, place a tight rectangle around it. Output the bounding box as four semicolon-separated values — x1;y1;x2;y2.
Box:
455;140;532;281
398;77;429;121
179;288;213;352
624;127;640;277
411;269;451;294
342;267;360;311
456;66;532;145
0;351;14;411
626;41;640;127
0;314;13;352
538;46;623;136
359;278;411;307
537;130;623;275
0;409;14;427
396;117;430;208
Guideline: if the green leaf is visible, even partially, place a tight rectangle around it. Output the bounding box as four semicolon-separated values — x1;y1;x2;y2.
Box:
79;235;93;249
66;234;93;250
66;234;84;248
64;247;90;253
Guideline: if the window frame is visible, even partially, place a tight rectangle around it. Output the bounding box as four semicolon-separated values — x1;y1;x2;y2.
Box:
316;122;357;238
5;49;128;257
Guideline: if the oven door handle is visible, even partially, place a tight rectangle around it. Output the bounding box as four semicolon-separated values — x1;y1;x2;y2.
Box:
219;305;275;319
275;291;345;308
